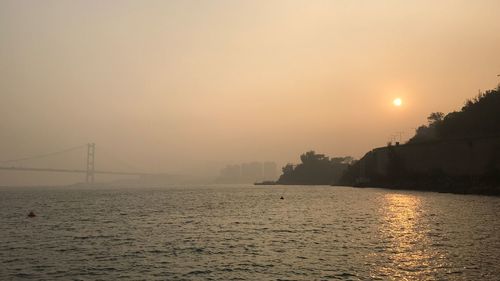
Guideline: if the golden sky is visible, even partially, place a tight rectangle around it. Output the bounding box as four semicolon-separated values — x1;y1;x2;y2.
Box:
1;0;500;182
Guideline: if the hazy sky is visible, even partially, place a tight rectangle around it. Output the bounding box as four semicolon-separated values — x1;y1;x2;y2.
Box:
1;0;500;184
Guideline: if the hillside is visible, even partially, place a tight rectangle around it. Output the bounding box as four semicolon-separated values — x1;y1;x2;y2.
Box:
409;86;500;143
276;151;352;185
339;86;500;195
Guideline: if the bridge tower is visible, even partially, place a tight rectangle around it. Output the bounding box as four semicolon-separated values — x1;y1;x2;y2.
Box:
86;143;95;183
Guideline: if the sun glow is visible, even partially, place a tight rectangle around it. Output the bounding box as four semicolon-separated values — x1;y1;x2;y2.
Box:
393;98;402;107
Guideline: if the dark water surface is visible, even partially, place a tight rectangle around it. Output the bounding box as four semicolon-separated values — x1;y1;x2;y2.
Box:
1;185;499;280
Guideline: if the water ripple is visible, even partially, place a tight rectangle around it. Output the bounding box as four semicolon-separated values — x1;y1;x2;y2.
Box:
1;185;499;280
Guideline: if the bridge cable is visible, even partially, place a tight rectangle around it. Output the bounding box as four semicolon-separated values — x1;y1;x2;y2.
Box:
0;144;87;163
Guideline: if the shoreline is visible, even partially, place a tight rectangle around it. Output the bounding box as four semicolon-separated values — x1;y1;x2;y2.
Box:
345;183;500;197
255;181;500;196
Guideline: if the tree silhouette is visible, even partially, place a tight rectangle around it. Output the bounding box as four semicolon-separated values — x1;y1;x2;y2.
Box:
427;112;444;125
277;151;352;185
409;86;500;143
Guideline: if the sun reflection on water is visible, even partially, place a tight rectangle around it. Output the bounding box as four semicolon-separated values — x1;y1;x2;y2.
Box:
370;193;448;280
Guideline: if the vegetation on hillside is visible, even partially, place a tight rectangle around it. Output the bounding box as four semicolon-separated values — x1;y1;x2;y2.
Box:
409;86;500;143
277;151;353;185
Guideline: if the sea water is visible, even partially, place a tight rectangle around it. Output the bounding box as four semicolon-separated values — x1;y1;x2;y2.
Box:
1;185;499;280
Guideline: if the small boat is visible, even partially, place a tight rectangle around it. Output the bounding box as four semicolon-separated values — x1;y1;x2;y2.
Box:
27;211;36;218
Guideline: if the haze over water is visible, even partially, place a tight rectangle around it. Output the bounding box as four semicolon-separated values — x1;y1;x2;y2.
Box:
2;1;500;185
1;185;499;280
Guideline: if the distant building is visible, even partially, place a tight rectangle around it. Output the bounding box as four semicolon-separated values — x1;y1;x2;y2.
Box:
220;164;241;178
241;162;263;181
263;161;277;180
216;161;277;183
218;164;241;183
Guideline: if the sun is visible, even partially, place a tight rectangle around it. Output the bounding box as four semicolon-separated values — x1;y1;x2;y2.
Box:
393;98;402;107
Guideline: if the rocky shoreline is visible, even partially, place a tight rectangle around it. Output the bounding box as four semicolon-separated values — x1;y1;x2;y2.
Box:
346;176;500;196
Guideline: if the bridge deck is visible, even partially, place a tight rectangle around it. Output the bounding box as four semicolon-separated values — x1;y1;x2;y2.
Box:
0;166;153;176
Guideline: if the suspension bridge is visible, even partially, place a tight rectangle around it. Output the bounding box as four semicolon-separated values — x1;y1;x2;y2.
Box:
0;143;155;183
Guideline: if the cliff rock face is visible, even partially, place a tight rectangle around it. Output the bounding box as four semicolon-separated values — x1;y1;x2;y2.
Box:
340;135;500;195
340;86;500;195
